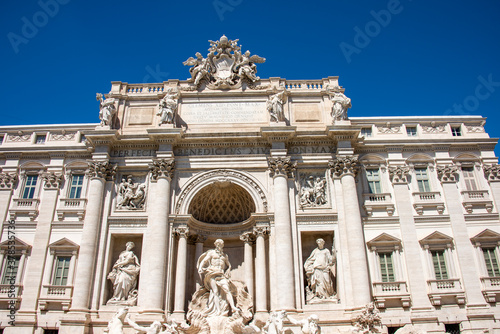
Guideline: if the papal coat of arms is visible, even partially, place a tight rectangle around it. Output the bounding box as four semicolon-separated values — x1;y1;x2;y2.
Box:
183;35;266;89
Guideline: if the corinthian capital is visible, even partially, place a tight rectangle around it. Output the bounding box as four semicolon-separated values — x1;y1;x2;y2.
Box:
0;172;18;189
437;165;459;183
42;172;64;189
268;157;296;178
240;232;255;244
86;160;117;181
149;158;175;181
388;166;410;184
484;164;500;182
253;226;269;237
173;226;189;238
329;155;359;178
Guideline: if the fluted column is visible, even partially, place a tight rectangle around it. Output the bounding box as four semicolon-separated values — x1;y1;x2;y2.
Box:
254;226;269;312
438;165;486;306
268;156;296;310
173;226;189;315
72;161;116;311
240;232;255;299
141;158;175;312
329;155;371;306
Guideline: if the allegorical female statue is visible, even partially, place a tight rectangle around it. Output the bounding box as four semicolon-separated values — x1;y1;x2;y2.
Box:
304;238;336;302
107;241;141;305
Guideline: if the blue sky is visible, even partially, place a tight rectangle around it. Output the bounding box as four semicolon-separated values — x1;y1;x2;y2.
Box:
1;0;500;155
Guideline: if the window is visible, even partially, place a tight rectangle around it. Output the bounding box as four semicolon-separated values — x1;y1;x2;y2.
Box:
68;174;84;199
22;175;38;199
35;134;46;144
366;169;382;194
482;248;500;277
445;323;460;334
1;255;20;285
461;167;478;191
451;126;462;137
44;330;59;334
432;250;448;280
52;256;71;285
361;128;372;137
406;126;417;137
379;252;395;282
415;168;431;192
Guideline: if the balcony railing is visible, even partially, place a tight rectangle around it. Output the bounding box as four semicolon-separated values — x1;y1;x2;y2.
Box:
461;190;494;213
372;281;411;308
57;198;87;220
9;198;40;220
362;193;395;216
412;192;445;215
480;277;500;303
427;278;465;306
0;284;22;300
39;285;73;311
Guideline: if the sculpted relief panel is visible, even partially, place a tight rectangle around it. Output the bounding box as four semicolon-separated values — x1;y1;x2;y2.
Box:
298;173;328;209
116;175;147;210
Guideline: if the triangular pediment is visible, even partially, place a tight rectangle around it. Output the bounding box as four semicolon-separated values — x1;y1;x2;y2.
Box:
420;231;454;249
48;237;79;251
0;237;31;252
471;229;500;247
367;233;402;251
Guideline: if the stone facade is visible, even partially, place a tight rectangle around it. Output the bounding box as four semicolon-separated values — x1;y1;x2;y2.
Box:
1;37;500;334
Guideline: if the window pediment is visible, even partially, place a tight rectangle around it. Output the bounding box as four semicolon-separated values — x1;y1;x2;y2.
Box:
420;231;454;250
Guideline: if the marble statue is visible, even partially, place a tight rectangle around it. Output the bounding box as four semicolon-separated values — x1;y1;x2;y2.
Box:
304;238;336;302
328;91;351;122
197;239;239;316
157;88;179;125
183;35;265;89
96;93;117;127
116;176;147;210
266;91;286;122
352;303;382;334
263;310;288;334
185;239;254;334
299;176;327;208
126;316;163;334
287;314;321;334
107;241;141;306
106;308;128;334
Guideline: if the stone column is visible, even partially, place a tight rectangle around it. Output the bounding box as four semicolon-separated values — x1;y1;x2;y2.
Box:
19;172;63;313
268;156;296;310
71;161;116;311
254;226;269;313
194;235;207;290
437;165;486;306
0;172;17;232
240;232;255;299
140;158;175;312
173;226;189;316
388;165;432;309
329;155;371;306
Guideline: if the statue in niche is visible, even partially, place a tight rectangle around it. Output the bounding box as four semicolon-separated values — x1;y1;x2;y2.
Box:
116;175;147;210
157;88;179;125
267;91;286;122
327;90;351;122
107;241;141;306
96;93;117;127
299;175;327;208
106;308;128;334
184;239;254;334
287;314;321;334
304;238;336;303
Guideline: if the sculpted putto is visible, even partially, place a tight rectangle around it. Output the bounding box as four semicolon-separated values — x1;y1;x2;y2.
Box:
183;35;265;89
107;242;141;306
96;93;117;127
157;88;179;125
304;238;336;302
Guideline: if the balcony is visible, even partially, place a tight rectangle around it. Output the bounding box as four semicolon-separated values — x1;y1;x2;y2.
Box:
363;193;395;216
38;285;73;311
9;198;40;221
0;284;22;306
372;281;411;308
56;198;87;221
461;190;494;214
427;278;465;306
412;191;445;215
480;277;500;303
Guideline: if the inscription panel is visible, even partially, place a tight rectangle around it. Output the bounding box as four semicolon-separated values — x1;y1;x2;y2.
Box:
180;102;267;124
